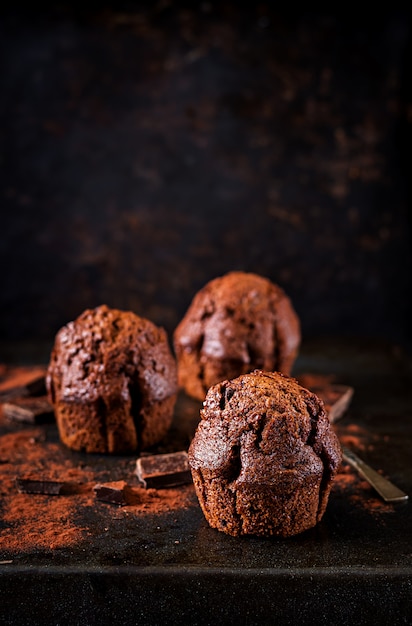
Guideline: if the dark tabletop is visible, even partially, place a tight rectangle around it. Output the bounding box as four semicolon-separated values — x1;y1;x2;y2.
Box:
0;338;411;625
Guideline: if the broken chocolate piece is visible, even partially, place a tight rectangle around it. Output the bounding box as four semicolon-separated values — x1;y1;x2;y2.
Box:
3;397;54;424
15;476;83;495
0;368;47;402
136;451;192;489
16;477;65;495
93;481;132;506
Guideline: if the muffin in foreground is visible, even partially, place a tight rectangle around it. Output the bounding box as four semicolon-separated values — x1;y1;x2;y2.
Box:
188;370;342;537
173;271;300;401
46;305;178;454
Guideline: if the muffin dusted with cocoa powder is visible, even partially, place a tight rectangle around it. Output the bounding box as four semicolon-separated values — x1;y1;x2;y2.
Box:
189;370;341;537
46;305;178;454
173;272;300;401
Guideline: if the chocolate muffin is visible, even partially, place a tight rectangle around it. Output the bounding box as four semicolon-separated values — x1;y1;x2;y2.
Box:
189;370;342;537
173;272;300;400
46;305;178;454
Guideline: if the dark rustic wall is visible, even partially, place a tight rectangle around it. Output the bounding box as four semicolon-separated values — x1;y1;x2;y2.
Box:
1;4;411;354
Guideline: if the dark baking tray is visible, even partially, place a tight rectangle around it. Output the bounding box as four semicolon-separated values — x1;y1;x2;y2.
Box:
0;339;411;625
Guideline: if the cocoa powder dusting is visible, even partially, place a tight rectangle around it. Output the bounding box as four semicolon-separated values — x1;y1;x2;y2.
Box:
0;493;94;552
0;368;194;555
0;365;399;555
337;423;371;452
332;463;393;514
0;483;194;553
333;423;395;514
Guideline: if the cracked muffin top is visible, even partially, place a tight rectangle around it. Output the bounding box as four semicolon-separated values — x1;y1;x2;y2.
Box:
46;304;178;453
47;304;177;404
188;370;342;536
173;271;301;400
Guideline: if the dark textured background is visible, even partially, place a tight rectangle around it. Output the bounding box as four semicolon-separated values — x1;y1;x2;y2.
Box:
1;4;411;357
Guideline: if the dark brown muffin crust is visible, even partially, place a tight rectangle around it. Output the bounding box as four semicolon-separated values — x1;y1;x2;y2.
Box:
46;305;178;454
173;272;300;400
189;370;342;537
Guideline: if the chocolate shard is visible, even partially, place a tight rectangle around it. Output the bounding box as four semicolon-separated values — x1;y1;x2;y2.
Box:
0;369;47;402
93;481;131;506
136;451;192;489
16;477;65;495
3;396;54;424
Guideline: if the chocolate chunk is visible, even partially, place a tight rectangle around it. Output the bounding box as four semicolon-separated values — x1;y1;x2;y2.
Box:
15;476;84;495
0;369;46;402
16;477;65;495
93;481;133;506
3;397;54;424
136;451;192;489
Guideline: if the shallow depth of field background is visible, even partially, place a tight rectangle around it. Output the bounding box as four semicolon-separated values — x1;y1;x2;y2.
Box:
1;4;411;358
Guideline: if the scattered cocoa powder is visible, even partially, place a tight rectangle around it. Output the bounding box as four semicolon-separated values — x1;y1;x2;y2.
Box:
335;423;396;513
336;423;372;452
332;434;395;515
333;468;394;514
0;493;94;552
0;481;195;554
0;367;195;554
0;365;399;555
121;486;194;515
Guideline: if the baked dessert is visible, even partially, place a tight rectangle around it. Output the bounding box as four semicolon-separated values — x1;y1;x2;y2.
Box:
188;370;342;537
173;271;300;400
46;305;178;454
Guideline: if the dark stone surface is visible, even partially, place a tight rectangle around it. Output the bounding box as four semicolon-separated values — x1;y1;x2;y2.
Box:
1;568;411;626
0;339;411;624
1;5;412;352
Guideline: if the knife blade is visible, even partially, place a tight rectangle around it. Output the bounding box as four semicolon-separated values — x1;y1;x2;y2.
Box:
342;446;409;503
